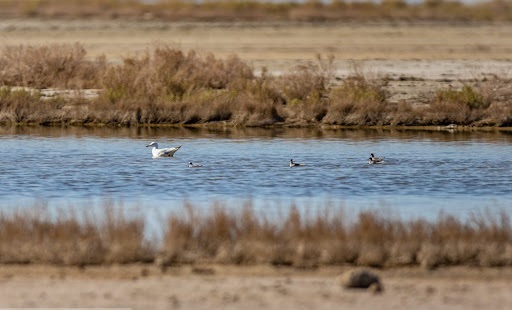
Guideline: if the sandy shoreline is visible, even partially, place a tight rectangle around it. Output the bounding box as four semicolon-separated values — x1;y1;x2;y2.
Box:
0;264;511;309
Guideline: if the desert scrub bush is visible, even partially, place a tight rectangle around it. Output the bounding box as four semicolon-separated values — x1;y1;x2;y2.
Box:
276;55;334;124
0;87;78;124
422;85;489;125
0;87;41;123
0;43;105;89
437;85;487;110
279;54;334;105
471;75;512;126
99;46;284;125
323;72;391;125
101;47;254;105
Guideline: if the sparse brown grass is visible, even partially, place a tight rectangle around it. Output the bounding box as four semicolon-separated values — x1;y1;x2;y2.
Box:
0;0;511;22
0;206;152;265
1;203;511;268
0;43;511;127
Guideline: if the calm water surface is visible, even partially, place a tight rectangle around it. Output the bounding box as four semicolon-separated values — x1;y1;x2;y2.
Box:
1;126;511;219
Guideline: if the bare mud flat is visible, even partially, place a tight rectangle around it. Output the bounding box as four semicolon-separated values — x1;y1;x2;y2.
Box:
0;264;511;309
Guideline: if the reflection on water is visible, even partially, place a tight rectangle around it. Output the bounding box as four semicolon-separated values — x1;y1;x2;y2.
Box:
1;125;511;219
2;125;512;142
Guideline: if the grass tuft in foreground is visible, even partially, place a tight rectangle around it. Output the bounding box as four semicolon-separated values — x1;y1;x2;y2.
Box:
1;204;511;268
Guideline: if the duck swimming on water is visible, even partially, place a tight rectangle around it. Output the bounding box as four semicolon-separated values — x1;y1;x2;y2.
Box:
289;159;304;167
369;153;384;164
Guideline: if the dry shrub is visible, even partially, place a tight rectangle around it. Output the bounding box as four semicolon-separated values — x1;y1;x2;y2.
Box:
0;43;105;89
472;75;512;126
390;100;420;126
0;87;71;124
324;71;391;125
276;55;333;124
421;85;490;125
101;47;254;104
1;43;512;127
279;55;334;104
97;46;276;125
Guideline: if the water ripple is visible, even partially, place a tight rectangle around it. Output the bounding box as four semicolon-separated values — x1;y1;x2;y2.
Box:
1;128;511;219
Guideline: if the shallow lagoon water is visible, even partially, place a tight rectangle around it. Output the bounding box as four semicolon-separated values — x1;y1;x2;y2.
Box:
1;126;511;220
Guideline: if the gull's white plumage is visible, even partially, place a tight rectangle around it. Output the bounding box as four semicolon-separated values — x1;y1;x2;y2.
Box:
146;142;181;158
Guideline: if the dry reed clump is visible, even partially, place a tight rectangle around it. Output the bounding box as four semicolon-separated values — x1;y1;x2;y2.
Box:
1;204;512;267
160;206;512;269
0;207;152;266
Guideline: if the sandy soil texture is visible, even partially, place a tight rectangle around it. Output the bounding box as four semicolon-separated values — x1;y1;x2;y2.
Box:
0;264;511;310
1;20;512;68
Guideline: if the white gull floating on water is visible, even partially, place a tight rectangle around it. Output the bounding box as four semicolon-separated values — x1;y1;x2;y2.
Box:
146;142;181;158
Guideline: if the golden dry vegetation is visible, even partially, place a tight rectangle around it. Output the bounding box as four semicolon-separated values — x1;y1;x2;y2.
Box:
1;204;512;269
0;43;511;127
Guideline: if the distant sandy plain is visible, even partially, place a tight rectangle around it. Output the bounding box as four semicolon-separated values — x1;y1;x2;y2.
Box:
1;19;512;309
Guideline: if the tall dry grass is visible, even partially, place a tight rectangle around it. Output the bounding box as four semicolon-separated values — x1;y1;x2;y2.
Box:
1;204;511;268
0;206;152;265
0;0;510;22
158;205;512;269
0;43;511;127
